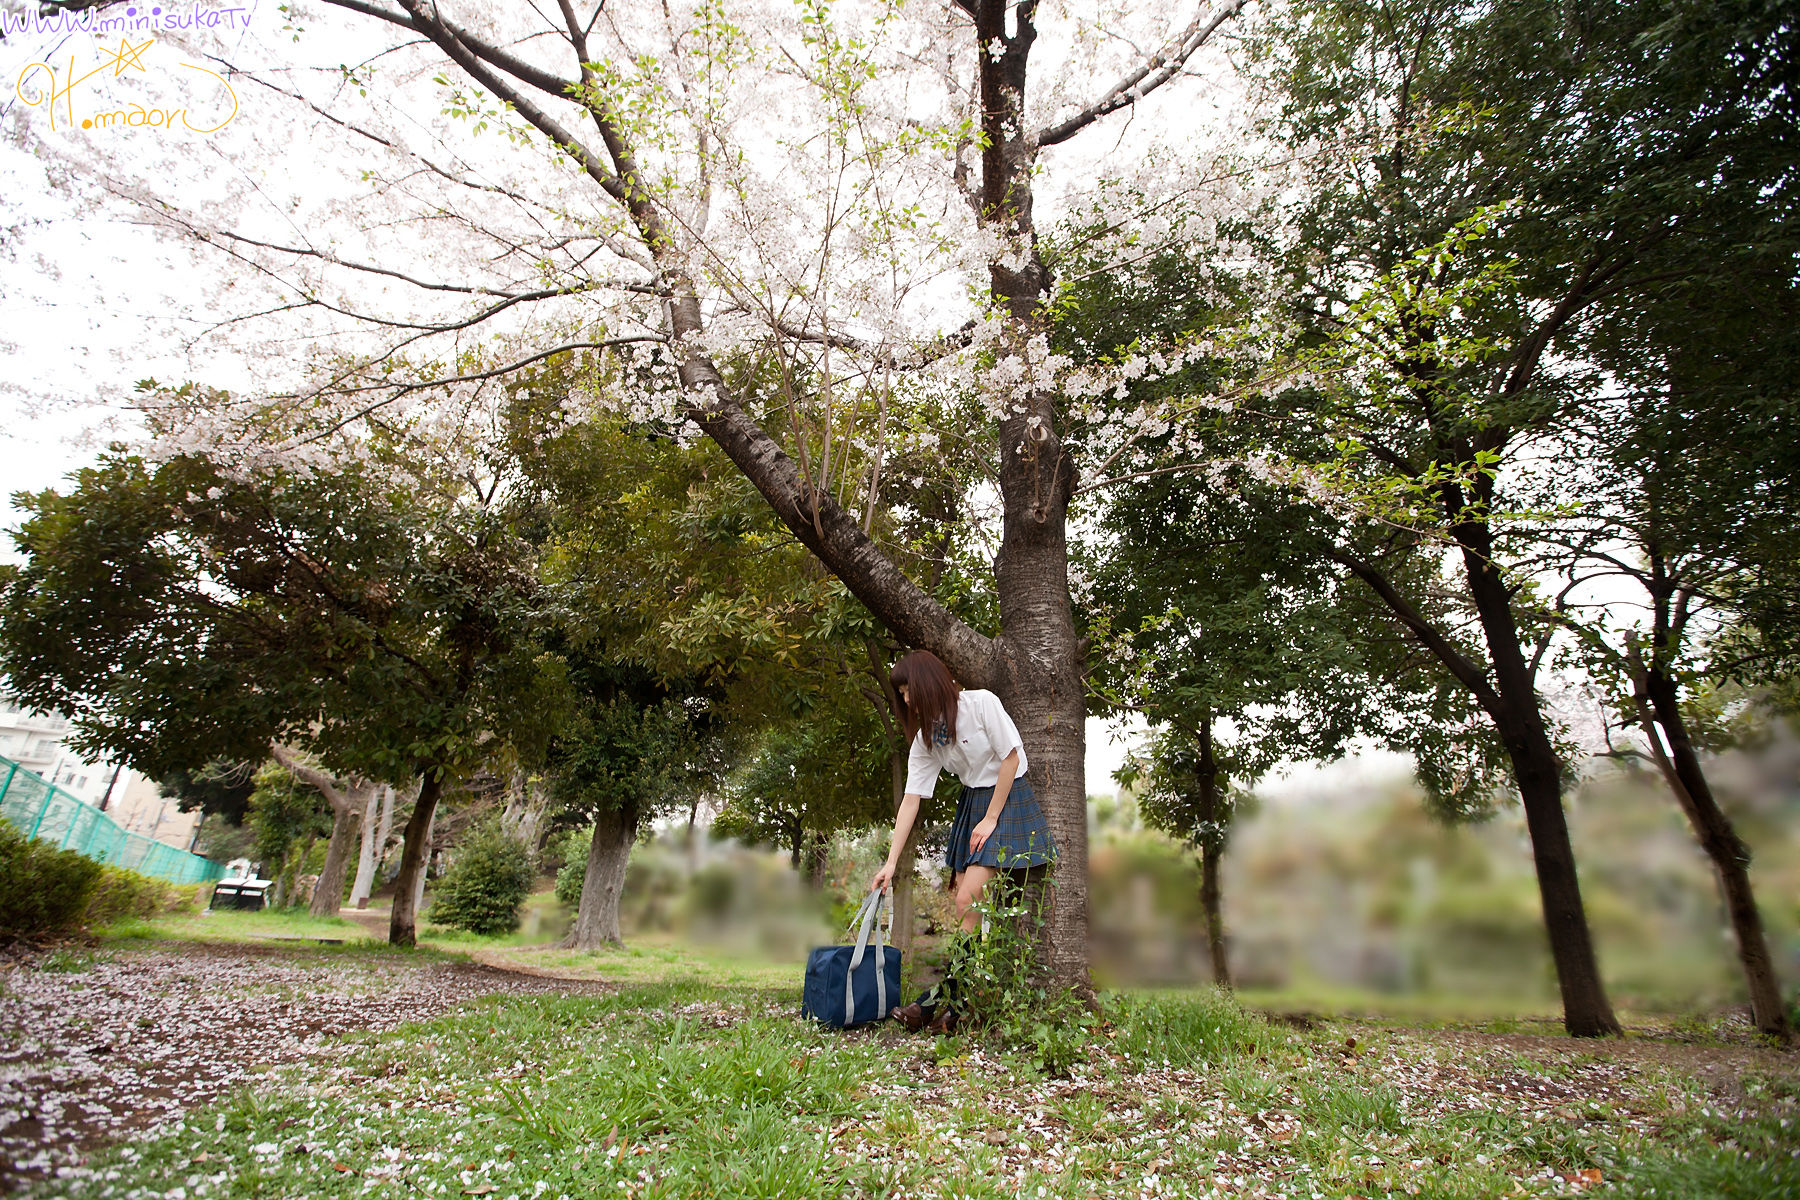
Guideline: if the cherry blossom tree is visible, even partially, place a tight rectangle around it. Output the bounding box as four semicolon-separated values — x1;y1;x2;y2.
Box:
32;0;1254;990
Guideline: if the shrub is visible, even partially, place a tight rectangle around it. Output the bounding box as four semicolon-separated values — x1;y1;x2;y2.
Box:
553;827;591;906
87;866;188;926
429;821;534;936
947;872;1099;1077
0;820;103;939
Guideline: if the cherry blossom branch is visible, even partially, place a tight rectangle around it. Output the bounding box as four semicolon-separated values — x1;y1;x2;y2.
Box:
1073;460;1213;498
1033;0;1248;148
322;0;584;102
230;69;587;219
196;227;662;310
270;334;667;445
384;0;632;207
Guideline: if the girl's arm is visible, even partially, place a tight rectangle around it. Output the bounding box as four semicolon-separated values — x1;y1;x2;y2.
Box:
871;792;924;893
968;749;1019;855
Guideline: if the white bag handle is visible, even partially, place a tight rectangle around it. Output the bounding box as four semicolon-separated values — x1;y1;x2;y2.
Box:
845;888;891;1024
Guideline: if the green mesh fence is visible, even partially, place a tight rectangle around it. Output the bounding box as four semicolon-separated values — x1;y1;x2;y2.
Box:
0;755;225;885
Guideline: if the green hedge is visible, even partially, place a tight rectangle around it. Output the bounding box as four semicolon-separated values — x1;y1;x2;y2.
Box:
0;820;200;939
0;819;102;938
88;864;192;925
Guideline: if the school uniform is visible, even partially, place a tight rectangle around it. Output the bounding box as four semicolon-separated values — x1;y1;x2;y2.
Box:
894;689;1056;1030
905;689;1057;873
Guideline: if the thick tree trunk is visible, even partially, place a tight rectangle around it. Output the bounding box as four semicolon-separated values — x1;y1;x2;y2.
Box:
349;785;384;909
1644;672;1791;1041
311;803;360;918
985;357;1089;999
568;802;638;949
1459;540;1620;1037
970;0;1091;1000
389;774;443;947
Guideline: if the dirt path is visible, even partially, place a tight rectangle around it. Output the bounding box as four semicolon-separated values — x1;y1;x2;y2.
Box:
0;942;608;1193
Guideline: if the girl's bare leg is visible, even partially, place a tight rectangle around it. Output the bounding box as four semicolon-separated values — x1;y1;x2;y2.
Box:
954;864;997;933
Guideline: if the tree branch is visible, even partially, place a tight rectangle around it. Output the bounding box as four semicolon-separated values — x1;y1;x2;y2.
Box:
269;743;358;816
1033;1;1247;148
322;0;583;102
1329;546;1505;718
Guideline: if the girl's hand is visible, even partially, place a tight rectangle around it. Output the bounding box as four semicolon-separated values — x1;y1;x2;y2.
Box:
969;817;998;856
870;862;895;894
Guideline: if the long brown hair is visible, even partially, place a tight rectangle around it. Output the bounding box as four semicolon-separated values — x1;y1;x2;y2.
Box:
890;649;959;749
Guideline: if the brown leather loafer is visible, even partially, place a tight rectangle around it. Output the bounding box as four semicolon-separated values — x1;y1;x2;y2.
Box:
926;1008;958;1036
890;1003;927;1032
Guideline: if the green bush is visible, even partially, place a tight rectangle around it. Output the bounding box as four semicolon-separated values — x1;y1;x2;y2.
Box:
87;866;189;926
0;820;103;938
553;827;591;906
429;822;534;936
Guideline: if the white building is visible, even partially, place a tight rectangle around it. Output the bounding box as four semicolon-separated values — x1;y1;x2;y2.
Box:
0;690;77;782
0;687;200;850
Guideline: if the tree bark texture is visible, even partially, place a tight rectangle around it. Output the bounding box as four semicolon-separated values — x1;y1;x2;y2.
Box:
389;774;442;947
568;801;639;949
349;784;384;909
1456;531;1621;1036
501;771;552;855
1644;670;1792;1041
312;804;360;918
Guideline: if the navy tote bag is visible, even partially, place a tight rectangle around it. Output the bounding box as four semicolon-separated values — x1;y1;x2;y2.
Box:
802;889;902;1029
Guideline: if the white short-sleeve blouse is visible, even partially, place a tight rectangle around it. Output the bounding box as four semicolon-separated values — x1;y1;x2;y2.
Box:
903;689;1028;797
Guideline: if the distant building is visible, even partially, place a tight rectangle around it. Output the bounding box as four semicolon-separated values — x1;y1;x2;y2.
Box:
0;689;77;782
0;686;201;851
107;771;202;850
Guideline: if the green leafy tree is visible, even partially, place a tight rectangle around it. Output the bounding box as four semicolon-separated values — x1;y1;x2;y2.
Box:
0;445;563;944
1057;205;1504;989
503;388;818;948
713;690;892;881
157;762;258;828
1545;290;1800;1038
1219;0;1797;1036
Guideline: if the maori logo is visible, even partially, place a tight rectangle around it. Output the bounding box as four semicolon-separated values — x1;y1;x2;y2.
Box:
16;36;239;135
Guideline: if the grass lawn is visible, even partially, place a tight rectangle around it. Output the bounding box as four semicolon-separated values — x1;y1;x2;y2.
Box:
96;889;574;954
29;918;1797;1200
99;906;388;947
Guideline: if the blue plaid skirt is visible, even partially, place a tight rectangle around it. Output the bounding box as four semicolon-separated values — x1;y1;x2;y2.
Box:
945;780;1056;874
